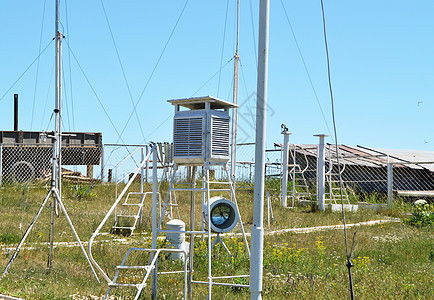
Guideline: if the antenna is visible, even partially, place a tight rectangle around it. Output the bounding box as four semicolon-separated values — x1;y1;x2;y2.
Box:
230;0;240;183
1;0;98;280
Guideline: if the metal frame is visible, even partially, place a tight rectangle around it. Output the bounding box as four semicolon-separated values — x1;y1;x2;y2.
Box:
104;247;188;300
156;162;250;299
88;144;158;283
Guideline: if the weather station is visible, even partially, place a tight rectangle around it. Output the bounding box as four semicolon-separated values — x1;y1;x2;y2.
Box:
158;95;250;298
87;95;250;300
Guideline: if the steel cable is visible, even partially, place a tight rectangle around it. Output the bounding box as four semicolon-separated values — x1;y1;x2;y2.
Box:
320;1;356;298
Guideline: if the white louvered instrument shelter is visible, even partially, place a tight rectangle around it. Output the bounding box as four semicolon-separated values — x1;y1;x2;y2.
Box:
168;96;237;166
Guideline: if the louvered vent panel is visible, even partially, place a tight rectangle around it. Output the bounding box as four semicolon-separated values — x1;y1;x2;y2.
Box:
174;117;203;157
211;117;230;157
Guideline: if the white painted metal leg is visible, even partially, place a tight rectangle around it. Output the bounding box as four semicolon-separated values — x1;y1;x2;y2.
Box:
152;150;158;299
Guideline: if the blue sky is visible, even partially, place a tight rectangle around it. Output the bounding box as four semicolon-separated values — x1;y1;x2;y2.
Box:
0;1;432;151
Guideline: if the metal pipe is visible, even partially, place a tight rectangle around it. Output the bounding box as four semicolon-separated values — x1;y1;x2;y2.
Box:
188;166;196;298
205;168;213;299
230;0;240;183
151;149;158;299
146;145;149;183
250;0;269;299
55;0;63;199
314;134;328;211
48;0;63;271
281;130;291;207
139;147;145;226
14;94;18;131
100;144;105;184
387;158;393;207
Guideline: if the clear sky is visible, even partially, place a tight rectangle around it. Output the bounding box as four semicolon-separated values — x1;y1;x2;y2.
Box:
0;1;433;152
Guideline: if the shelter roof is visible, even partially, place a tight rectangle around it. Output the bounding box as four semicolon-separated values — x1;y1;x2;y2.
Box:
167;95;238;110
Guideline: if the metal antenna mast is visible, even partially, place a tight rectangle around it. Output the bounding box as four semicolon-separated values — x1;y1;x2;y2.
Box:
230;0;240;183
250;0;270;299
2;0;98;280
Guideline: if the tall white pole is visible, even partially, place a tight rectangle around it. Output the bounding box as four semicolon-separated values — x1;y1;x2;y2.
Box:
55;0;62;194
314;134;328;211
231;0;240;183
151;149;158;298
49;0;62;270
250;1;269;299
281;130;292;207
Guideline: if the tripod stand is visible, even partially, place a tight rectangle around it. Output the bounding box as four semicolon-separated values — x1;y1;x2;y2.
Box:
1;173;99;280
2;0;98;280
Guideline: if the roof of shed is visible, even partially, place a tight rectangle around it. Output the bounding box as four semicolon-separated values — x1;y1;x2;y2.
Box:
276;143;434;172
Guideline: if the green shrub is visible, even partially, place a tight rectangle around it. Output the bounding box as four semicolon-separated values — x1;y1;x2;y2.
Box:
405;199;433;227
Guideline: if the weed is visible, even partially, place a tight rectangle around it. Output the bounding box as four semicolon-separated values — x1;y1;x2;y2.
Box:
0;233;21;245
71;185;97;200
405;199;433;227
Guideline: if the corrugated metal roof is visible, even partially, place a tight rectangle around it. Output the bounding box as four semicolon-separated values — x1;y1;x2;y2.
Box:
279;143;434;172
356;145;434;171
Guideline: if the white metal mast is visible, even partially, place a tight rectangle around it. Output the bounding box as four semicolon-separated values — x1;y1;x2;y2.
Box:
250;0;270;299
230;0;240;183
2;0;98;280
49;0;63;268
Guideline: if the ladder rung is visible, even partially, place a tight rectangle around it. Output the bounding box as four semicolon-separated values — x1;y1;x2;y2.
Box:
117;215;139;218
123;203;142;206
112;226;134;230
109;283;145;288
117;265;154;270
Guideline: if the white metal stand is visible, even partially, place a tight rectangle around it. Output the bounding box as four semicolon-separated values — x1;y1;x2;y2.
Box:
2;0;98;281
156;163;250;299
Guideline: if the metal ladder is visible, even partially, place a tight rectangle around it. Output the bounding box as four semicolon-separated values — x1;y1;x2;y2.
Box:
326;161;350;205
104;247;187;300
111;192;160;235
289;146;312;204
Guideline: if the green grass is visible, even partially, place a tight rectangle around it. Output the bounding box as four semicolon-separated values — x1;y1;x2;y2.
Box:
0;182;432;299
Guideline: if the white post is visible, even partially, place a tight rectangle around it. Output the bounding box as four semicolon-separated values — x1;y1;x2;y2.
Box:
314;134;328;211
281;130;292;207
145;145;149;183
251;0;269;299
139;147;144;226
100;144;105;184
387;158;393;207
292;149;296;207
206;168;212;299
151;149;158;298
0;144;2;185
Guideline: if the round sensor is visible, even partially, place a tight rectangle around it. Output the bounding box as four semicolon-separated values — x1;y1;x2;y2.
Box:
204;196;238;233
